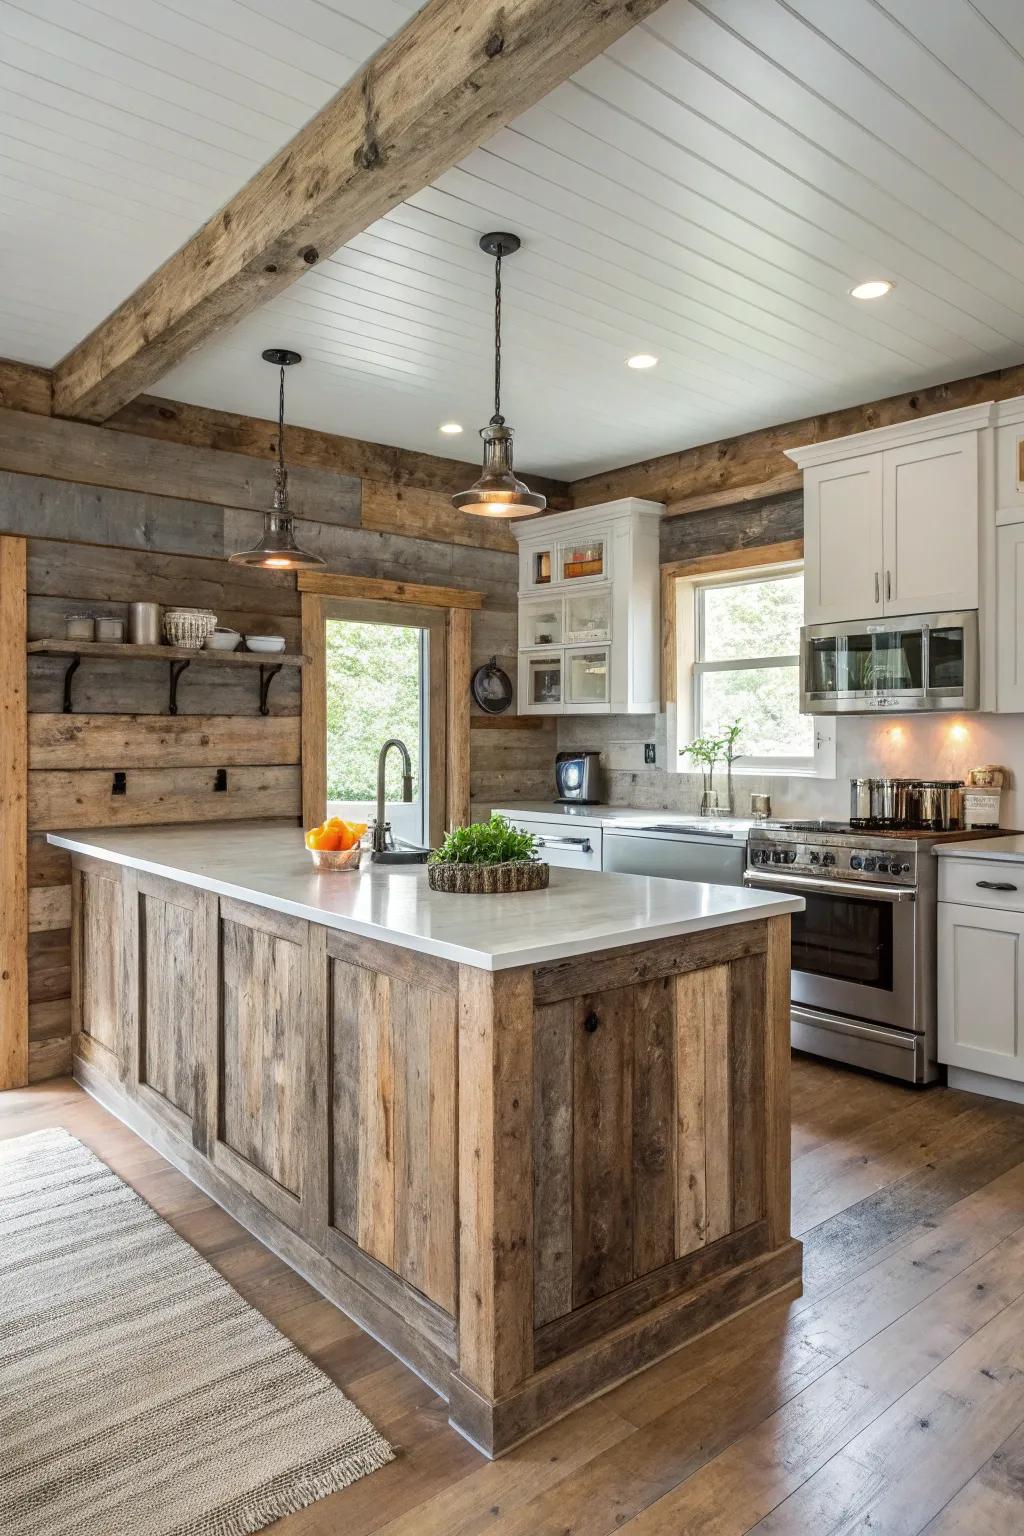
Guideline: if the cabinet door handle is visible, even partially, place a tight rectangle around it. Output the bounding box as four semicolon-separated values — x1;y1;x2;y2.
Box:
977;880;1018;892
886;570;892;601
874;571;880;604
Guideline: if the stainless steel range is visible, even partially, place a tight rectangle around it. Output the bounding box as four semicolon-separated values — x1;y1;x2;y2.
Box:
744;820;940;1084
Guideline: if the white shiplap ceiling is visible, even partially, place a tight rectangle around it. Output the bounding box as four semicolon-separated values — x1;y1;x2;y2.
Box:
0;0;419;359
7;0;1024;480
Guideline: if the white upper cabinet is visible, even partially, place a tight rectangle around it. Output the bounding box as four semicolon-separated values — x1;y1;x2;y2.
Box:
802;455;884;625
882;433;979;617
513;499;661;715
791;405;992;628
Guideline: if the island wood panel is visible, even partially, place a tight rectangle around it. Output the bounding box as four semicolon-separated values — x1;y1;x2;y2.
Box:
329;937;458;1314
217;899;308;1220
528;944;773;1360
75;862;123;1069
136;874;201;1124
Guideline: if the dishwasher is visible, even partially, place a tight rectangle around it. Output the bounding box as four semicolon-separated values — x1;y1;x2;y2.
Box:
602;822;749;886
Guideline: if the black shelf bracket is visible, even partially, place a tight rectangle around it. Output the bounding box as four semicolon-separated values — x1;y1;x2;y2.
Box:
258;663;283;717
61;655;81;714
168;659;192;715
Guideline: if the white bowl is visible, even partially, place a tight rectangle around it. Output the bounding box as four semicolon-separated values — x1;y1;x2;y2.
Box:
244;635;286;654
204;628;241;651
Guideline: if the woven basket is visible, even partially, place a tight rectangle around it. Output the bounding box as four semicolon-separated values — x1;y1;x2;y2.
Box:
427;859;549;895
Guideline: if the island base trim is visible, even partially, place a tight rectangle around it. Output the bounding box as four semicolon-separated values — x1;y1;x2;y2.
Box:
448;1240;803;1458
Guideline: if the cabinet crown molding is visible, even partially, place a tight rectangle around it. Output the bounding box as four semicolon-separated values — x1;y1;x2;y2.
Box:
785;400;997;470
513;497;663;542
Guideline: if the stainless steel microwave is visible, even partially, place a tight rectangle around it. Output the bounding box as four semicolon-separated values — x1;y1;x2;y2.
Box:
800;609;979;714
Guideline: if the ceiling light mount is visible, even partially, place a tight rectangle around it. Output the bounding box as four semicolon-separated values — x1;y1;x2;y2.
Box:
452;231;545;519
228;349;325;570
849;279;894;301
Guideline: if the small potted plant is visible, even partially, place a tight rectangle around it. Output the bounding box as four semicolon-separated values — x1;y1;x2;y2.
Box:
721;720;743;816
680;733;723;814
427;814;549;894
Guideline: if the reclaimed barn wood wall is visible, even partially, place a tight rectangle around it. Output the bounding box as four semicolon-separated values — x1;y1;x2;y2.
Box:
0;404;555;1086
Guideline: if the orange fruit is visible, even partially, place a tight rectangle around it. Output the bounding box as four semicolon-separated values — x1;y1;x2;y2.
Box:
307;825;342;851
335;824;356;851
304;825;324;850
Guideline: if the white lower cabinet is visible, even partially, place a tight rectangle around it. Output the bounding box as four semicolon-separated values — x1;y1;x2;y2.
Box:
501;814;602;871
938;895;1024;1084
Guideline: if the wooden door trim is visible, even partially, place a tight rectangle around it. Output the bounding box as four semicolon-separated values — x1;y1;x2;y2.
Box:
0;535;27;1089
298;571;483;610
301;580;477;832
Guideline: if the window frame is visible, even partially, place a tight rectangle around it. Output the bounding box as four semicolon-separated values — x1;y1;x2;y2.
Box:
669;554;835;780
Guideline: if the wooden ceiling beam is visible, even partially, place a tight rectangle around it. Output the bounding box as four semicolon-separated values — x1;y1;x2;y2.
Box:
50;0;667;424
106;394;569;505
571;362;1024;512
0;359;52;417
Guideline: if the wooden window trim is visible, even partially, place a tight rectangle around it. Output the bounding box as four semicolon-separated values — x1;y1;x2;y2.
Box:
300;575;480;832
660;539;804;706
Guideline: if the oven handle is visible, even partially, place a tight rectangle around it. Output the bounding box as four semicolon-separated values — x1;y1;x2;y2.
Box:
744;870;916;903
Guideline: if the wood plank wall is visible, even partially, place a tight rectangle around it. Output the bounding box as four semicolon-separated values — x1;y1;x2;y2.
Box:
0;410;555;1085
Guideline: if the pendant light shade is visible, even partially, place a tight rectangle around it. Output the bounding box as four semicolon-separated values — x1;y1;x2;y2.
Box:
229;349;325;570
452;233;546;520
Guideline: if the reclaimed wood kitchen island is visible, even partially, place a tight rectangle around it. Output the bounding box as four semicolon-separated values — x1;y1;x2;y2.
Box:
50;822;803;1456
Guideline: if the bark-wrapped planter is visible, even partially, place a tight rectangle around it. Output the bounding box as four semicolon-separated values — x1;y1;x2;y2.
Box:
427;859;550;895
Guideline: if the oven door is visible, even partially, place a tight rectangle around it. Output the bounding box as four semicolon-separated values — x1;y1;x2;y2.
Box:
744;869;918;1031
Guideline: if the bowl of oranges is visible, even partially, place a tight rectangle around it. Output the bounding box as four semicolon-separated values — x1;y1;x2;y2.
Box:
304;817;368;872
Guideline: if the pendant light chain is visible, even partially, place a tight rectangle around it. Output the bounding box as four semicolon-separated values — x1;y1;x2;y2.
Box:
491;246;504;427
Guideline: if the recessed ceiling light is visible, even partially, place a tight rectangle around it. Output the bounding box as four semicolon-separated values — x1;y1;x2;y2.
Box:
849;279;894;301
627;353;659;369
439;422;463;434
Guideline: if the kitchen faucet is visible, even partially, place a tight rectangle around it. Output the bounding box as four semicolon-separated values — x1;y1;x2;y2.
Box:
371;738;413;854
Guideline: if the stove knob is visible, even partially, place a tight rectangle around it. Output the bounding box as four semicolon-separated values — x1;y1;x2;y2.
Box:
771;851;782;864
876;861;890;874
864;857;877;873
786;850;798;864
900;861;912;875
850;855;863;870
809;851;820;865
821;852;836;867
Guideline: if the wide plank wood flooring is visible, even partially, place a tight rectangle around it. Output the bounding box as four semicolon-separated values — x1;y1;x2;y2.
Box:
4;1055;1024;1534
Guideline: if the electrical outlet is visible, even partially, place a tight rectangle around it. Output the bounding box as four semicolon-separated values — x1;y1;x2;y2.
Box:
644;742;656;765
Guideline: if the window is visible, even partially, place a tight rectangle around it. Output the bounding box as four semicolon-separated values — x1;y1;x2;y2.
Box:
325;616;428;845
684;564;834;777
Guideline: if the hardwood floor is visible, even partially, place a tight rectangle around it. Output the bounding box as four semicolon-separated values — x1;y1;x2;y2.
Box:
4;1055;1024;1534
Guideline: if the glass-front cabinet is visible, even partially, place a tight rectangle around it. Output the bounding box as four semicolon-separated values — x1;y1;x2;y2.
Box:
520;597;563;649
514;501;662;715
565;646;611;709
559;536;606;584
564;589;611;644
524;653;563;713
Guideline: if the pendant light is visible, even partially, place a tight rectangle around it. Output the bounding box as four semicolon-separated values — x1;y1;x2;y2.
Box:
228;349;325;569
452;233;546;519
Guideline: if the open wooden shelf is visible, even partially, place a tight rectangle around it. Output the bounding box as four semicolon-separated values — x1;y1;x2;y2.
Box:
28;639;306;715
28;639;306;667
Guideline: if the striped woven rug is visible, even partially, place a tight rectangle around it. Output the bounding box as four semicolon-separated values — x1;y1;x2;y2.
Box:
0;1128;393;1536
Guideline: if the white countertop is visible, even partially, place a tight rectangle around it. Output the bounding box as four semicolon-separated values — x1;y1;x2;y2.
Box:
935;835;1024;862
49;822;802;971
493;803;760;842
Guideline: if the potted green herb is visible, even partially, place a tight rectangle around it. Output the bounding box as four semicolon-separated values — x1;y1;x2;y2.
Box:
427;813;549;894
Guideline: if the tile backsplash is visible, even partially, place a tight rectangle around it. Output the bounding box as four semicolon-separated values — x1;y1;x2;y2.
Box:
558;711;1024;824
